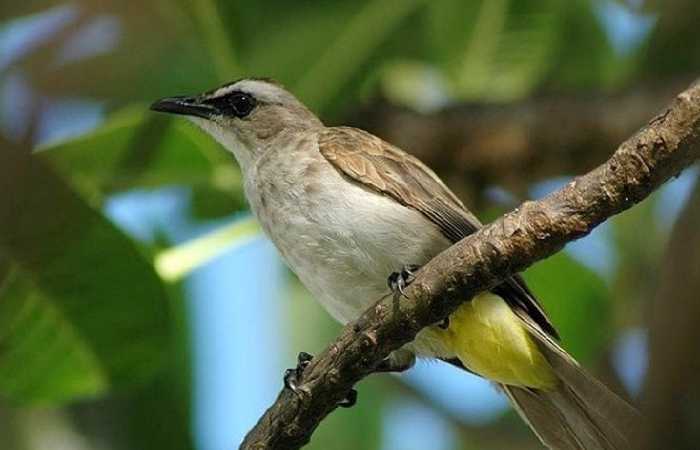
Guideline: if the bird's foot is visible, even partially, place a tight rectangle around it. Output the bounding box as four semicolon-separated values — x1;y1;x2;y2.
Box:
283;351;313;394
337;388;358;408
283;351;358;408
387;264;421;297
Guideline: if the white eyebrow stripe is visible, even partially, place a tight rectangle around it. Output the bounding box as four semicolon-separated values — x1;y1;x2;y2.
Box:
205;79;294;106
212;85;240;98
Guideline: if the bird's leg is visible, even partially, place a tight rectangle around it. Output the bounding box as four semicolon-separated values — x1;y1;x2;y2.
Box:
375;349;416;373
387;264;421;297
283;351;358;408
388;265;450;329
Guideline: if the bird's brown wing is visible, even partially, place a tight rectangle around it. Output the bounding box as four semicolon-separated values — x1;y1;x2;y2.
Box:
318;126;558;339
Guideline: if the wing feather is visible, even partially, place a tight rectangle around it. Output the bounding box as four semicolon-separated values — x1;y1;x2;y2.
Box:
318;126;558;338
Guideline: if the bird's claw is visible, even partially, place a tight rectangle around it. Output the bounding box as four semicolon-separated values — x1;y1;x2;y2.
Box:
338;388;357;408
388;264;421;297
284;352;358;408
284;351;313;394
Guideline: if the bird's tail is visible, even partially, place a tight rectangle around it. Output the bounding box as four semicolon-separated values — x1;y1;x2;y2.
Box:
502;323;642;450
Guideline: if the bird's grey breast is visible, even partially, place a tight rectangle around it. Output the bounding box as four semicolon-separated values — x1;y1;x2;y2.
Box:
245;131;450;323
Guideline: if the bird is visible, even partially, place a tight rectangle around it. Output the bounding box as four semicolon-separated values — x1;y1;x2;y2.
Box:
151;78;641;449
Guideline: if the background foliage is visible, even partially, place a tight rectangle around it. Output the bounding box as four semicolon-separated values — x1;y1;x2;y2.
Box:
1;1;699;449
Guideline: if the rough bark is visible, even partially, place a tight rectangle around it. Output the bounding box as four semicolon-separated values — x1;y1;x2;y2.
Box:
241;81;700;450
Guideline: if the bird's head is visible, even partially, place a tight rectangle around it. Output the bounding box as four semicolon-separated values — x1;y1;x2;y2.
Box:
151;78;322;169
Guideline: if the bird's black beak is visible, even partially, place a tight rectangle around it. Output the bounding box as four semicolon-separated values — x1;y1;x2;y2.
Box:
150;96;217;119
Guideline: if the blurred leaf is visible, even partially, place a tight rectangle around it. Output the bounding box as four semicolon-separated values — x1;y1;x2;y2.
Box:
546;0;620;89
286;276;342;351
190;182;247;219
611;194;662;270
484;2;561;99
224;0;428;118
428;0;563;101
182;0;241;82
38;106;242;203
121;281;194;450
63;281;195;450
308;376;384;450
642;0;700;79
427;0;483;65
155;217;260;282
20;1;219;103
293;0;426;112
0;270;108;404
0;146;170;402
609;193;664;322
241;2;360;92
430;0;509;97
427;0;622;100
0;0;65;19
0;255;10;287
523;252;611;363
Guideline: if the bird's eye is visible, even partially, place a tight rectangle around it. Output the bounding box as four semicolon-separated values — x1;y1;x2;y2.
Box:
228;93;256;118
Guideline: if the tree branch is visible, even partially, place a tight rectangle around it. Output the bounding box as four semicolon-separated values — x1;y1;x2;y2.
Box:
241;81;700;450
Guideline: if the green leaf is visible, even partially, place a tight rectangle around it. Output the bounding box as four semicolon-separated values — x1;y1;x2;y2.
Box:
190;182;248;219
19;1;225;102
0;271;108;404
546;0;620;89
188;0;242;82
293;0;427;112
522;252;611;363
609;193;664;313
308;377;384;450
0;1;65;19
238;0;426;116
0;147;170;403
642;0;700;79
428;0;562;101
121;282;195;450
38;106;241;202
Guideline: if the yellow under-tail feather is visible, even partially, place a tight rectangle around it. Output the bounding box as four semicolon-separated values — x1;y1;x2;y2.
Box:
424;293;641;449
435;293;557;390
